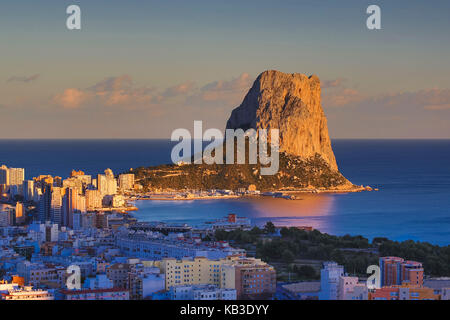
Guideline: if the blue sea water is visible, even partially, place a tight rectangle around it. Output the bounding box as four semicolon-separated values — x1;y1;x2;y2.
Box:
0;139;449;245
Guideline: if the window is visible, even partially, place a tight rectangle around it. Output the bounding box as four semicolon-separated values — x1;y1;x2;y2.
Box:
390;292;398;296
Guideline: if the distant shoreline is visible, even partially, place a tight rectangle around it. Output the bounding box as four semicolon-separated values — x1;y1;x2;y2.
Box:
134;195;242;201
129;185;375;202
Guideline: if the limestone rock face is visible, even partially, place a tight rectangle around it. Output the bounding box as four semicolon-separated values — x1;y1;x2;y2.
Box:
226;70;338;171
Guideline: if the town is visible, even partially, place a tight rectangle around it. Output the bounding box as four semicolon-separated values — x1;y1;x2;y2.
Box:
0;164;449;300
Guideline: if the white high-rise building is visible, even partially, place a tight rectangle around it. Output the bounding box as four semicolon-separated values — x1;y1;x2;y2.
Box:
76;195;86;213
0;165;25;194
23;180;34;201
15;202;25;224
86;189;102;210
63;177;83;195
97;174;107;195
28;222;59;242
48;223;59;242
97;169;117;196
62;188;85;228
0;165;9;185
319;262;344;300
9;167;25;186
118;174;135;191
51;187;63;225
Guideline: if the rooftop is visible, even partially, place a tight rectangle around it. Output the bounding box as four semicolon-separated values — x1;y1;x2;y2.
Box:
282;282;321;293
61;287;129;295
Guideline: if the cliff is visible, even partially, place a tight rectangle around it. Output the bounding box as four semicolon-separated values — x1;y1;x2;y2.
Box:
134;70;359;192
226;70;337;170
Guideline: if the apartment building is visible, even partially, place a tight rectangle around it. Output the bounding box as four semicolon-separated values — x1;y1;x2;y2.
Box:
221;257;276;300
379;257;424;287
2;286;54;300
106;263;130;289
16;261;65;287
169;284;236;300
116;234;245;260
62;288;129;300
338;276;368;300
160;256;276;300
369;284;439;300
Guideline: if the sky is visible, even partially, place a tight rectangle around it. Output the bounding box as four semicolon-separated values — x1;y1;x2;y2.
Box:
1;0;450;139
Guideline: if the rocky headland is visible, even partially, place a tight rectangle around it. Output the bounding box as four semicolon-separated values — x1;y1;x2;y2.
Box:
132;70;371;193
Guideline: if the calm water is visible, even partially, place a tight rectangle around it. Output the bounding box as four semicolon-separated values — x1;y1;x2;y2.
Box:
0;139;449;245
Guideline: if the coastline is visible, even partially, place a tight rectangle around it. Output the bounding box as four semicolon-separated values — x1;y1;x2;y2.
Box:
127;185;376;202
132;195;241;201
282;185;376;195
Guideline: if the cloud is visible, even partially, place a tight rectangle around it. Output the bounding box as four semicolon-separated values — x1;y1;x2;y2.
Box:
53;88;87;109
7;74;40;83
87;75;133;92
324;87;450;138
52;73;254;114
323;85;450;113
322;78;346;88
201;73;252;98
162;81;196;98
7;72;450;139
378;89;450;111
322;78;365;108
46;72;256;138
52;75;158;110
323;88;365;107
187;73;253;106
160;73;253;107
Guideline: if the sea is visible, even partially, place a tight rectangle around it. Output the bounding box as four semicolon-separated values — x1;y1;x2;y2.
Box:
0;139;449;245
